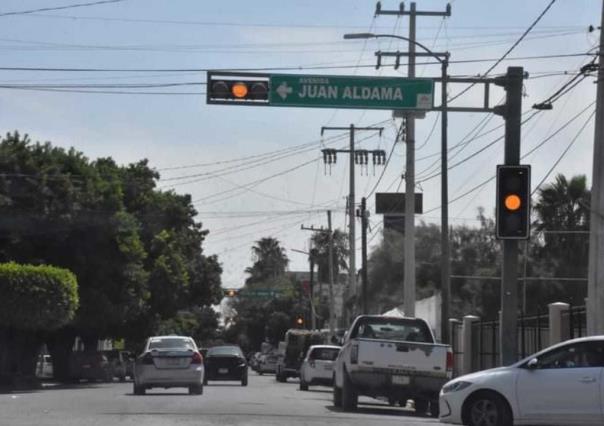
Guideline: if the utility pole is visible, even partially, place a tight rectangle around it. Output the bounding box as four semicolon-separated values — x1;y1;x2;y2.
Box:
321;125;384;319
494;67;525;365
587;0;604;336
375;2;451;319
357;197;369;314
309;243;317;330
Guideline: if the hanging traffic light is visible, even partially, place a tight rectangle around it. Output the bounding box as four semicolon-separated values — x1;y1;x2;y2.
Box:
224;288;239;298
496;165;531;239
207;73;270;105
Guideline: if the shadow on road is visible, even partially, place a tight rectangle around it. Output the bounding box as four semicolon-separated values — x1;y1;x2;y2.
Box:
327;403;425;419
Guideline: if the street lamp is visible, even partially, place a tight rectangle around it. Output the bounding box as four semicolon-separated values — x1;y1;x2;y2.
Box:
344;32;452;343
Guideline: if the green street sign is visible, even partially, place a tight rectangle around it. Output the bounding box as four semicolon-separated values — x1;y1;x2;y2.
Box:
269;74;434;110
240;288;283;299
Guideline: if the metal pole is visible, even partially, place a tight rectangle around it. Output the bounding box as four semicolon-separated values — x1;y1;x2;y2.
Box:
440;56;450;343
403;2;417;317
500;67;524;366
361;197;369;314
587;0;604;336
327;210;336;340
348;124;357;316
309;244;317;330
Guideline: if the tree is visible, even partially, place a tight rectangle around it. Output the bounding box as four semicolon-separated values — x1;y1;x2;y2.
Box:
310;229;348;284
245;237;289;285
531;174;590;307
0;262;78;382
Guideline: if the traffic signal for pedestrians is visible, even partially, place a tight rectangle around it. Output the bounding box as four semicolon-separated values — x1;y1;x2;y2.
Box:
207;73;270;104
496;165;531;239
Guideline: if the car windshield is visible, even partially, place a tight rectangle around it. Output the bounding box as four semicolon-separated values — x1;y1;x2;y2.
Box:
148;338;195;350
309;348;340;361
207;346;243;357
351;318;433;343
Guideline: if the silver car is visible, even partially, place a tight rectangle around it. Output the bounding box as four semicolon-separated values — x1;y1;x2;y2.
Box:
133;336;204;395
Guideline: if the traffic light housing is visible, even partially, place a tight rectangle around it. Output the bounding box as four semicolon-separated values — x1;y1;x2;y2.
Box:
295;315;305;328
207;72;270;105
496;165;531;239
223;288;239;298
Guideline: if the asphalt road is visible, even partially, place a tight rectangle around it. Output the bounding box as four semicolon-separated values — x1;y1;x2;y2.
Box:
1;372;440;426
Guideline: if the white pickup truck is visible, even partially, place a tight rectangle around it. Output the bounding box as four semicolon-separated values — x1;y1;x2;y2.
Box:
333;315;452;416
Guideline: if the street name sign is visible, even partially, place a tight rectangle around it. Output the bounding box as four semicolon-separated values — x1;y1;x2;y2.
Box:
206;71;435;111
269;74;434;110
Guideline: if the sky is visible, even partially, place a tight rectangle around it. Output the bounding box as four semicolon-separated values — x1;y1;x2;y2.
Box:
0;0;600;287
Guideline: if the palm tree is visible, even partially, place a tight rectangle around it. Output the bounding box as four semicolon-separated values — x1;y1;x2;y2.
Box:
245;237;289;285
533;174;590;305
310;229;348;284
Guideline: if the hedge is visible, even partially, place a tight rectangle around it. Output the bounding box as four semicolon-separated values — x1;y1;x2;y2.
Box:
0;262;78;331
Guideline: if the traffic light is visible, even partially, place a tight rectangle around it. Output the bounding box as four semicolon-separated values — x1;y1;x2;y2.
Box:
207;72;270;105
223;288;239;298
496;165;531;239
295;315;305;328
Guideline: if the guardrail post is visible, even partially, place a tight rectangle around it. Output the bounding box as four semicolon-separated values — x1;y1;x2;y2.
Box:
548;302;570;345
461;315;480;374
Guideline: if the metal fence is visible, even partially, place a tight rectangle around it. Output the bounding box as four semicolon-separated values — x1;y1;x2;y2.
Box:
450;305;587;375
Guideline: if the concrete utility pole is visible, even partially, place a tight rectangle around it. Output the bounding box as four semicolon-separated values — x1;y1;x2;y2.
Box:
359;197;369;314
327;210;336;339
587;0;604;335
375;2;451;318
321;125;384;319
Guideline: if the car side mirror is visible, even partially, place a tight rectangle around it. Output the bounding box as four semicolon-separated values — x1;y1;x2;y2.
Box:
527;358;539;369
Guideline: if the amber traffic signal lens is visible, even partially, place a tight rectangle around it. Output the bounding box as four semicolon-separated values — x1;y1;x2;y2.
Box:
504;194;522;211
231;82;248;98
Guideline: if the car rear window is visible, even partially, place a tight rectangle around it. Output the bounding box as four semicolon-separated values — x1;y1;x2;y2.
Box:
207;346;243;357
351;317;434;343
309;348;339;361
148;337;195;350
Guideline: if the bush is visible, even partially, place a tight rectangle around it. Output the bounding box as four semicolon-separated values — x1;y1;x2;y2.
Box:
0;262;78;331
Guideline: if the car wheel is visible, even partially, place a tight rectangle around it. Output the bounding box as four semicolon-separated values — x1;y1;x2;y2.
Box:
465;392;512;426
429;400;440;418
241;374;248;387
133;382;145;395
119;375;126;383
341;369;357;411
276;371;286;383
415;398;429;416
299;379;309;391
189;384;203;395
203;375;208;386
333;380;342;407
258;371;263;376
388;397;396;406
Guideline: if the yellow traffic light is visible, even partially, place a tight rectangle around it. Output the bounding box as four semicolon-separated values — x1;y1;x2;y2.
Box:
227;289;236;297
231;82;249;98
504;194;522;211
296;316;304;326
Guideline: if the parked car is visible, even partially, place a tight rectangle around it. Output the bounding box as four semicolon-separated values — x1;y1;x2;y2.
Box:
299;345;340;391
203;345;248;386
69;351;114;382
333;315;452;415
102;350;134;381
35;354;53;379
257;353;279;374
133;335;204;395
249;352;262;371
439;336;604;426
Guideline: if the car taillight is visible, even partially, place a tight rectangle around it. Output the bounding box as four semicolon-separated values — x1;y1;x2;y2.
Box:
142;352;154;365
350;345;359;364
446;350;454;372
191;351;203;364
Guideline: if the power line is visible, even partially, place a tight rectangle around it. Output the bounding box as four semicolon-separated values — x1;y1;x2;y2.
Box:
0;0;125;17
448;0;558;104
532;110;596;195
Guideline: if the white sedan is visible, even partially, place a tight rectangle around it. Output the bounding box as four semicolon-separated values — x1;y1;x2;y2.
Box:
439;336;604;426
299;345;340;391
133;335;205;395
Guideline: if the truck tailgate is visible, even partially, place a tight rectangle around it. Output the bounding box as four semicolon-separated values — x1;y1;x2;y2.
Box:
356;339;449;377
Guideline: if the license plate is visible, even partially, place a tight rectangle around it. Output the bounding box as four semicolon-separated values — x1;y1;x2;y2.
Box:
219;368;229;374
392;375;410;385
167;359;180;366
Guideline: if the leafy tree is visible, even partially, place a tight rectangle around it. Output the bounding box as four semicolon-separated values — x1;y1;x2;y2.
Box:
310;229;348;283
0;262;78;381
245;237;289;285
